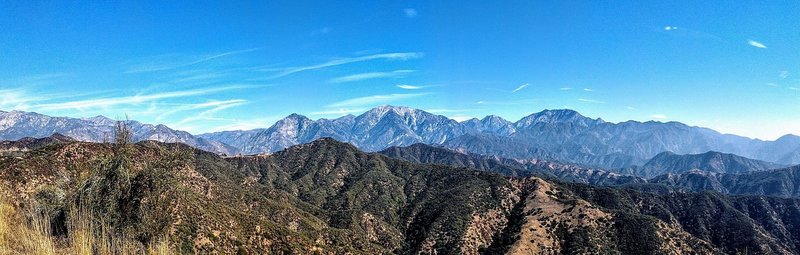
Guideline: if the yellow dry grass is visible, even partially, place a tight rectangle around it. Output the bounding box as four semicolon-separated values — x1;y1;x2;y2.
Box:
0;197;175;255
0;199;56;255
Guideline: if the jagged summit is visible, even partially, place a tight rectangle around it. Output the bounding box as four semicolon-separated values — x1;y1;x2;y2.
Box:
481;114;511;124
357;105;428;121
83;115;116;124
515;109;604;128
208;107;607;133
368;105;421;116
285;113;310;120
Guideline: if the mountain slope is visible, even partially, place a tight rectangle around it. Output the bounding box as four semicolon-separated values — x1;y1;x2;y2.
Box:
0;141;377;253
461;115;515;136
381;143;800;200
624;151;784;178
0;133;75;156
379;143;645;186
564;182;800;254
0;137;519;253
649;165;800;198
3;137;800;253
754;134;800;164
0;110;237;155
227;138;515;254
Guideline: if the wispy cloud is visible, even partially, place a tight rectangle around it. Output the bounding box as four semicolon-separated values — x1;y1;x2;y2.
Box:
186;48;261;65
661;26;724;42
34;84;259;111
0;86;120;111
156;99;247;121
173;100;248;126
403;8;418;18
476;99;536;105
329;70;414;83
583;88;594;92
747;40;767;49
789;87;800;91
651;114;668;119
125;48;261;73
559;87;573;91
767;83;779;87
0;73;75;94
309;108;366;116
265;52;423;79
201;117;280;133
578;98;605;104
779;71;790;79
511;83;529;93
171;71;228;84
0;88;48;110
1;73;73;87
326;93;429;108
397;84;424;90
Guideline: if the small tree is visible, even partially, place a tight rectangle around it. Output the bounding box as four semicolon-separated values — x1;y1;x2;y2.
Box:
72;118;134;239
114;119;132;149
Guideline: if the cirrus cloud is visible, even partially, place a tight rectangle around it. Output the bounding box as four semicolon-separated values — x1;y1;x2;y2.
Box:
747;40;767;49
329;70;414;83
511;83;529;93
264;52;423;79
326;93;429;108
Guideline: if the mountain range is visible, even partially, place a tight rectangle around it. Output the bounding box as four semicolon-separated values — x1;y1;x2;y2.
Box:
0;110;238;155
379;142;800;198
2;106;799;171
200;105;800;169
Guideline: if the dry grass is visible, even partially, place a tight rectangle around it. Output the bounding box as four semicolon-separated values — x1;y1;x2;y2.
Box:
0;197;175;255
0;199;56;255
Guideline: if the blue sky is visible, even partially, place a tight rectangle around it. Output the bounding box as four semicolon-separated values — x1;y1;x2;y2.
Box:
1;1;799;139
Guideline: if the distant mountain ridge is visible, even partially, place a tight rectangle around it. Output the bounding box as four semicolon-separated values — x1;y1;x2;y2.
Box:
379;143;645;186
621;150;785;178
648;165;800;198
378;143;800;199
2;106;799;169
200;106;468;154
0;110;238;155
199;106;800;168
0;133;75;155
